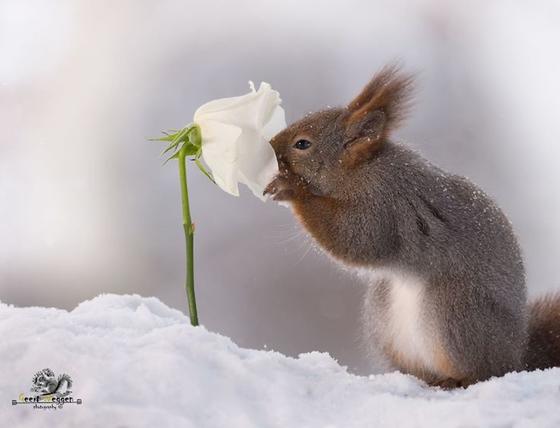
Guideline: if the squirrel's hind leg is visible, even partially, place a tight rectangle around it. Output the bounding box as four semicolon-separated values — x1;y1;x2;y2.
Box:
427;377;474;390
363;273;471;386
428;277;526;385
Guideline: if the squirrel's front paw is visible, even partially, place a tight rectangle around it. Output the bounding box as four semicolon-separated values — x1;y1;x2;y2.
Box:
263;176;295;201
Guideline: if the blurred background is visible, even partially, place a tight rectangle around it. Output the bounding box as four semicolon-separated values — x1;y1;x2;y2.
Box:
1;0;560;374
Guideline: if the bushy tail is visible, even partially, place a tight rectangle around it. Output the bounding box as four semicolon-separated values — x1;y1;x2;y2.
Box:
525;293;560;371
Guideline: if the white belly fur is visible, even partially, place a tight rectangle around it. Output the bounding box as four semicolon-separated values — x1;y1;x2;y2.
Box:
366;268;439;374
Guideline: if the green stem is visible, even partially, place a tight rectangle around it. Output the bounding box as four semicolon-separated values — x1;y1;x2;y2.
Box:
178;143;198;326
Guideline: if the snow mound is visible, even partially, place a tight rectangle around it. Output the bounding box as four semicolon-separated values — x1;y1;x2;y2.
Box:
1;294;559;428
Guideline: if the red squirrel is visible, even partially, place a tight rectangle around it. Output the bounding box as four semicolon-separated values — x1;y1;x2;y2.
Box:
264;65;560;388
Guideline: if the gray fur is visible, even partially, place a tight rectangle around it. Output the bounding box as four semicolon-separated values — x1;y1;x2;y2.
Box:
354;142;527;381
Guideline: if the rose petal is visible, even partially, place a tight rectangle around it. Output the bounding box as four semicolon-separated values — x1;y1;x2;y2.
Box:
235;129;279;200
262;105;286;141
194;85;258;120
253;82;282;129
198;119;242;196
195;81;286;200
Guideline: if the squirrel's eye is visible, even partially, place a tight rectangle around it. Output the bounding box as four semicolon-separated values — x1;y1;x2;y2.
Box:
293;139;312;150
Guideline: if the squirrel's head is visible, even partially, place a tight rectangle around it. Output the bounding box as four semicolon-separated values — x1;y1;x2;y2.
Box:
264;65;413;202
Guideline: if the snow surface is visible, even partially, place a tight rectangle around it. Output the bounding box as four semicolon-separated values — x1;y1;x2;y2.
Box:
1;294;559;428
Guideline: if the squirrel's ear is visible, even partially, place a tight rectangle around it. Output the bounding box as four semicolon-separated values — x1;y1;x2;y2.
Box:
342;65;414;167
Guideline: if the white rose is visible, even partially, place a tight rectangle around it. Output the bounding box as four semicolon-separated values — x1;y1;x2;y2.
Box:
193;82;286;200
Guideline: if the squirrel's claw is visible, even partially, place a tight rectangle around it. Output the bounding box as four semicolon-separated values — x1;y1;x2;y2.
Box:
264;177;295;201
263;181;277;197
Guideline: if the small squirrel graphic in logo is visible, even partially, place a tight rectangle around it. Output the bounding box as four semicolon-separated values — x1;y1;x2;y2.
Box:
31;368;72;397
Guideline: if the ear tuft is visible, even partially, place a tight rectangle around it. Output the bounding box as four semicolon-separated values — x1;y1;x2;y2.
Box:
347;64;414;139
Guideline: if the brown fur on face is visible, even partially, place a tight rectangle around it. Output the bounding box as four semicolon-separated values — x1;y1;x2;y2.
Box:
264;65;414;205
263;66;414;267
